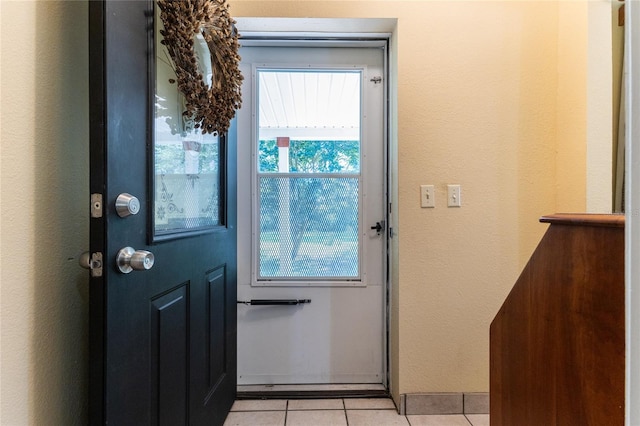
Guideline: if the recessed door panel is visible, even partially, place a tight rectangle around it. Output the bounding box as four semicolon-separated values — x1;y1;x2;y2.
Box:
207;267;227;395
150;285;188;426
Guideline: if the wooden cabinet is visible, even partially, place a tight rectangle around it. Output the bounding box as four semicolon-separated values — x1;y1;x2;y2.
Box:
490;214;624;425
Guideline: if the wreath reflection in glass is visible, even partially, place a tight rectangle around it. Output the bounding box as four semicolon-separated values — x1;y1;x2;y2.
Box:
157;0;243;136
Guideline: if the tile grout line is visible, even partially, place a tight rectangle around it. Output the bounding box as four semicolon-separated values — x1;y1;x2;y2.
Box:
343;398;349;426
229;398;488;426
284;400;288;426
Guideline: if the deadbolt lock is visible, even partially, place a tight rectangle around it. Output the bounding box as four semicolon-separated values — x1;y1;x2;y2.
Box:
115;193;140;218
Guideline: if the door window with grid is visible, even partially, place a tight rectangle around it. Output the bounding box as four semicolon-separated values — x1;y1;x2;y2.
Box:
254;69;363;283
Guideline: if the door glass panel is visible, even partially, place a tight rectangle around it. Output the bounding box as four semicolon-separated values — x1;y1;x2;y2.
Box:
256;69;362;281
153;9;221;237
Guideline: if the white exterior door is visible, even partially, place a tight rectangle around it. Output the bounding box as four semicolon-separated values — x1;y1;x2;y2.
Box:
237;43;387;385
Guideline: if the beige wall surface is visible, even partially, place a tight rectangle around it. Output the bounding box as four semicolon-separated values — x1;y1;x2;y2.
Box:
557;1;588;214
0;0;610;423
0;1;89;424
229;0;605;399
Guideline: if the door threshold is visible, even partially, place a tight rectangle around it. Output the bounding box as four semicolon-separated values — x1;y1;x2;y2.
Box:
237;384;388;400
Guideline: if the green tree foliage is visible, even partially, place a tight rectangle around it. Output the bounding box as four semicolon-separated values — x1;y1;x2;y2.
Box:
258;139;360;276
258;139;359;173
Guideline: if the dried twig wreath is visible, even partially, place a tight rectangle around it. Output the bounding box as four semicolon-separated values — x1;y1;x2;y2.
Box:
158;0;243;135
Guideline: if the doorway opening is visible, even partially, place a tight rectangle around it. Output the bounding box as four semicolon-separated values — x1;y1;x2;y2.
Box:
235;29;391;397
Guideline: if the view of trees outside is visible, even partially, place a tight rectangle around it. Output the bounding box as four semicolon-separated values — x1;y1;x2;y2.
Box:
258;139;359;173
258;139;361;279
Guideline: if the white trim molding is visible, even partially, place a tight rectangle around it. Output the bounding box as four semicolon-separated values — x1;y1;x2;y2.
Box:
626;1;640;424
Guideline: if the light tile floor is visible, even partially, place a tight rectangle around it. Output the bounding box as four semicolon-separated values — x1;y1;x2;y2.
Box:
224;398;490;426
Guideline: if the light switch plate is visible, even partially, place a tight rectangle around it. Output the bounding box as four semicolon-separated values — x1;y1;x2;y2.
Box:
420;185;435;208
447;184;461;207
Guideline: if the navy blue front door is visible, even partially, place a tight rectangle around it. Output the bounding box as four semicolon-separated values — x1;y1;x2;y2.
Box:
88;1;237;424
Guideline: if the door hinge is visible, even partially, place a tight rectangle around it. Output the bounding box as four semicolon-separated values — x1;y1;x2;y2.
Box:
90;193;103;218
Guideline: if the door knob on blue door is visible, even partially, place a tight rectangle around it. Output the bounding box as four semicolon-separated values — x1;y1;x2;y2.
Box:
116;247;154;273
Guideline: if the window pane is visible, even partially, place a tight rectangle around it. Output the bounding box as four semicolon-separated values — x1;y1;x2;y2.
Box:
258;70;361;173
154;141;221;232
258;139;360;173
256;69;362;282
259;176;359;279
153;14;221;235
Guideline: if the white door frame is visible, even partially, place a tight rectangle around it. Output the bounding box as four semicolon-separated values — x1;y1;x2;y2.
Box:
626;2;640;424
234;16;399;397
236;41;388;386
